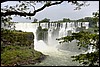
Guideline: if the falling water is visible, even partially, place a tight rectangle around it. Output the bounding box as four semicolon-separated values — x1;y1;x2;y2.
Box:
9;22;91;66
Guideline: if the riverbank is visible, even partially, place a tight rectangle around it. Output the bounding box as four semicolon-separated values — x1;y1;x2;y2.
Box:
1;46;47;66
1;28;47;66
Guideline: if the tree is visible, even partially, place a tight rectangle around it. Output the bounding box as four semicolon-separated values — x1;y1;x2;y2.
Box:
83;16;98;28
1;1;63;17
57;11;99;66
1;1;89;17
63;18;70;22
39;18;50;22
32;18;38;23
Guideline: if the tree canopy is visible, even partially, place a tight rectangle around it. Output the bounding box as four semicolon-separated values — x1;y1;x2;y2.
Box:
1;1;90;17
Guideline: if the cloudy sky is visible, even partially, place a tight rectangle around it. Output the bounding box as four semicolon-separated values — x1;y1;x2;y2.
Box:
1;1;99;22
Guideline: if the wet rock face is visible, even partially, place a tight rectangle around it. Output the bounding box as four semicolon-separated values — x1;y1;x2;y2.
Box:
36;26;48;44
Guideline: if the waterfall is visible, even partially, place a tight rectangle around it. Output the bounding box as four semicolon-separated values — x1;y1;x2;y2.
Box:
5;22;91;66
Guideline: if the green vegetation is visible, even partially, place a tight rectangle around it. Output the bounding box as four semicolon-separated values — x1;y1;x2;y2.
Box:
1;45;43;66
31;16;97;24
1;29;46;66
57;31;99;66
31;18;38;23
1;28;34;46
39;18;50;23
42;28;48;31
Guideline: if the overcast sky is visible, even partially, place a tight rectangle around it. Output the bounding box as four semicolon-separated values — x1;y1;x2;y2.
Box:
1;1;99;22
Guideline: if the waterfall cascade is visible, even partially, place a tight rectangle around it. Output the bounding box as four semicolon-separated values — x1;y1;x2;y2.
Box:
2;22;94;66
2;22;91;52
